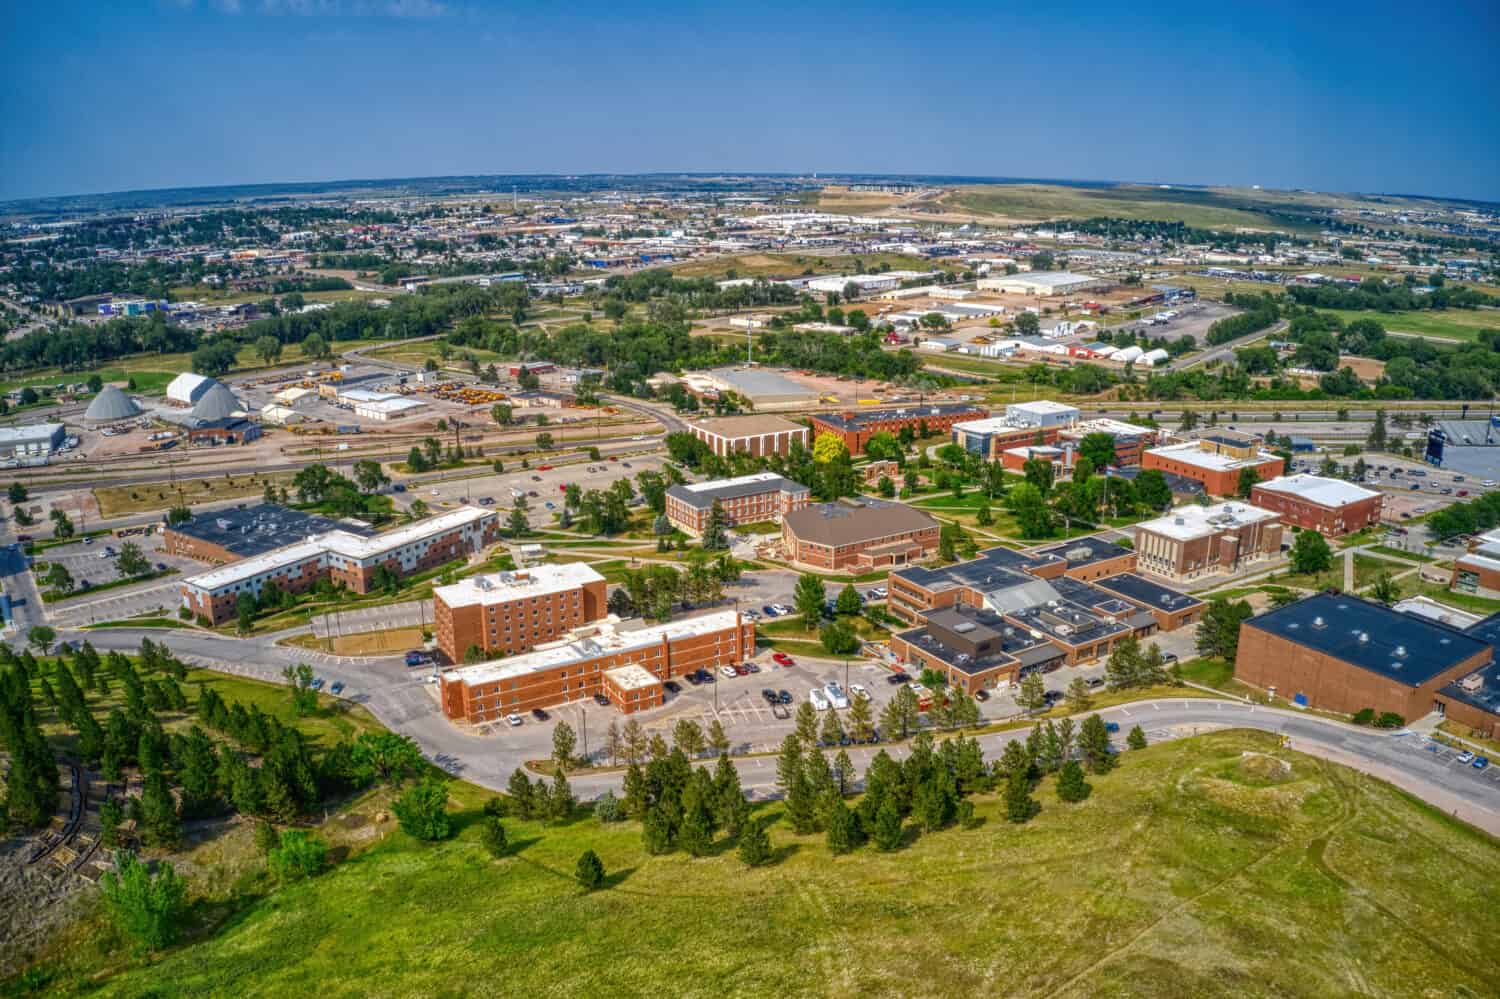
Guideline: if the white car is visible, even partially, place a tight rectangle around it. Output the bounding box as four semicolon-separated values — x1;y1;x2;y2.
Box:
849;683;870;701
824;682;850;710
719;665;738;679
507;713;523;727
772;603;790;616
1457;750;1476;764
1484;480;1498;488
809;688;831;711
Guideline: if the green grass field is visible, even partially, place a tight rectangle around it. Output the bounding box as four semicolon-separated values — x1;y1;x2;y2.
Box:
942;183;1324;231
30;729;1500;998
1317;307;1500;343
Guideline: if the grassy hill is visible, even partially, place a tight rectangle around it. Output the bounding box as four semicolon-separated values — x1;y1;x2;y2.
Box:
26;729;1499;999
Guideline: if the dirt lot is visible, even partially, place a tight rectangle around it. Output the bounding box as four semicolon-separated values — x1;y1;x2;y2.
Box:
331;627;424;655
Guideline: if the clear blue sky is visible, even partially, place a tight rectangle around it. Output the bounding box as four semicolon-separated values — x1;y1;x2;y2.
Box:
2;0;1497;202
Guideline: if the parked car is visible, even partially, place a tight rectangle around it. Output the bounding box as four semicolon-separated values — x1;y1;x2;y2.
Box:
594;693;610;707
720;665;739;679
663;681;681;694
849;683;870;701
887;671;909;686
311;677;325;691
1457;750;1476;764
772;652;794;667
809;688;831;711
778;690;793;704
405;650;427;667
974;689;989;701
1087;676;1105;689
743;661;760;673
1104;721;1120;733
684;671;702;686
1472;756;1489;770
771;604;790;616
825;682;850;709
762;605;777;617
761;689;779;704
531;708;549;721
507;713;523;727
1162;652;1179;664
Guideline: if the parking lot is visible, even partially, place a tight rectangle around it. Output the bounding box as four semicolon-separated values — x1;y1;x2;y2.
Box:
1391;732;1499;787
38;533;202;624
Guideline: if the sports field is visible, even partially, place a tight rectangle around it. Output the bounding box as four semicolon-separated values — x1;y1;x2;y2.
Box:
35;729;1499;999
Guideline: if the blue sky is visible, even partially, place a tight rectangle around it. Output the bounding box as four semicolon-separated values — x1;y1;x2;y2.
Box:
2;0;1497;202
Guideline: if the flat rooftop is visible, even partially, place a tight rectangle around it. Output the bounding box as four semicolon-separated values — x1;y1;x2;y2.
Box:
667;472;808;510
433;564;605;609
1028;536;1133;569
1136;501;1279;542
812;404;985;431
167;504;372;559
704;369;819;401
1254;474;1379;508
442;609;743;687
1146;441;1280;472
1093;573;1205;614
688;414;808;437
1245;593;1492;687
893;545;1060;593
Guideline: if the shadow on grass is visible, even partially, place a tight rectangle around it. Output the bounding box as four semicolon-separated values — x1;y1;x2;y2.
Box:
600;865;637;890
767;842;801;866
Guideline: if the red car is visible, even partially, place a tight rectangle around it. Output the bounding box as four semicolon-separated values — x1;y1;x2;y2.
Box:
536;464;553;471
733;664;749;676
772;652;794;667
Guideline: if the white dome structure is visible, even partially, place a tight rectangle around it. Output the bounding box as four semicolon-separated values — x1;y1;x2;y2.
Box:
189;382;244;423
166;372;216;405
83;385;143;422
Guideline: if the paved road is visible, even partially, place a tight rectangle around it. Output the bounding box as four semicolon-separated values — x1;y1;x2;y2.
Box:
33;624;1500;835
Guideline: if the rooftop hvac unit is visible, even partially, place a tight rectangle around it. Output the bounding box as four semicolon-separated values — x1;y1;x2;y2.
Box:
953;622;976;634
1057;624;1073;636
1393;645;1408;659
216;518;232;530
1460;672;1485;691
1357;632;1370;644
1311;616;1326;628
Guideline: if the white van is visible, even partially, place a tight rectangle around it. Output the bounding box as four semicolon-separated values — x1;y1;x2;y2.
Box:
809;688;831;711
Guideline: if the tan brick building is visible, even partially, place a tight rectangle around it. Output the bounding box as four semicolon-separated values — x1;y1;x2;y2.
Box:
1250;474;1383;536
781;499;940;572
664;472;810;536
432;564;609;663
1133;501;1282;582
687;415;809;458
438;610;755;721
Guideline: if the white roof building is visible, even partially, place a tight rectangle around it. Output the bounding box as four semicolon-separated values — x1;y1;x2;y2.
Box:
166;372;216;405
1136;501;1280;542
441;610;743;687
433;564;606;610
1252;474;1379;508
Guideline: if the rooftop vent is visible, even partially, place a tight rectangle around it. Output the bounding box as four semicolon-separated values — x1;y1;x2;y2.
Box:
1311;616;1326;629
1460;673;1485;692
1393;645;1408;658
953;622;977;634
1358;632;1369;644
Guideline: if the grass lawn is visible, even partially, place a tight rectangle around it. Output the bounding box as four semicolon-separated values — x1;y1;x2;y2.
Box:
82;617;196;630
1318;307;1500;343
32;729;1500;998
669;251;956;282
758;613;890;644
1173;657;1235;689
1366;544;1434;562
95;472;298;518
1268;554;1394;592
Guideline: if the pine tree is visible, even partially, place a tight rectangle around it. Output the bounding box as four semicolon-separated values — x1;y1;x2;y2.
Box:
737;819;773;867
847;693;875;742
783;771;818;835
825;795;860;854
642;804;674;855
819;708;844;748
1056;760;1091;803
872;797;904;851
833;749;854;796
775;733;803;792
794;701;819;747
140;772;181;848
575;849;605;891
1127;725;1148;751
1005;767;1037;824
507;768;536;819
548;767;575;822
1078;714;1116;774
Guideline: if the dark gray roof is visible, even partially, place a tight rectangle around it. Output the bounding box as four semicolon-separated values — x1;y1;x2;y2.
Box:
190;382;244;423
1029;535;1134;569
812;404;986;432
167;503;373;558
1093;573;1205;614
666;474;808;511
1246;593;1490;687
83;385;142;421
892;545;1058;592
1109;465;1206;495
783;499;938;548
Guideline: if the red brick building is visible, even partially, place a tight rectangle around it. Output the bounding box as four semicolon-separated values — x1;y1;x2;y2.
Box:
179;506;500;624
438;610;755;720
1250;474;1383;536
1452;530;1500;599
1236;593;1495;723
781;499;940;572
809;403;987;455
664;473;810;535
432;564;609;663
1133;501;1283;582
1142;433;1285;496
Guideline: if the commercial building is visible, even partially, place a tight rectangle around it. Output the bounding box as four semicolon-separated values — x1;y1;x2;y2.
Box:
1451;529;1500;599
163;504;370;563
1235;593;1494;723
808;403;987;455
188;419;262;446
179;506;500;624
975;272;1108;297
1436;613;1500;738
806;273;902;296
781;498;940;572
1055;418;1160;468
687;414;809;458
664;472;810;535
950;401;1082;461
1004;400;1082;429
885;542;1201;693
432;564;609;663
353;395;428;422
0;423;66;459
699;367;820;409
1133;502;1282;582
1249;474;1383;536
438;610;756;721
1141;433;1285;496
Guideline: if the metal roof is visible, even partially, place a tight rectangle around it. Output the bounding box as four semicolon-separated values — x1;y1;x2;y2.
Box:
666;472;807;510
83;386;142;422
782;499;938;548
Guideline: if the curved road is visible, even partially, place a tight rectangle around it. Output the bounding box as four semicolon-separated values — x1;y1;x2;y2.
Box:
48;625;1500;837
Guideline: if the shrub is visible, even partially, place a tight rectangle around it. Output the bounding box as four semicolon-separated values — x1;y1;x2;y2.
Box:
1375;712;1404;729
480;816;508;858
99;851;188;955
268;830;327;880
575;849;605;890
482;796;507;818
392;779;452;841
594;789;623;823
254;820;280;856
1352;708;1376;726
